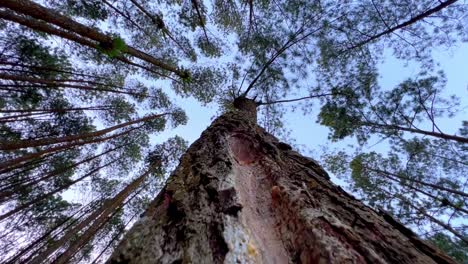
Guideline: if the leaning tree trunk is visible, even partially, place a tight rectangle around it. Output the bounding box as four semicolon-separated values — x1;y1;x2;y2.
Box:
108;98;455;264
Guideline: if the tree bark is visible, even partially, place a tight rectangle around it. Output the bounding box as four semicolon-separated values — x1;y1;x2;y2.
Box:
108;98;455;264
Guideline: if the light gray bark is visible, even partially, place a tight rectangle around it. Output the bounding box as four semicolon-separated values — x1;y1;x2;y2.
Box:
108;98;455;264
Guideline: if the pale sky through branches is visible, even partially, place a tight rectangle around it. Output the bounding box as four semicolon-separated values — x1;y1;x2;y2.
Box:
154;43;468;180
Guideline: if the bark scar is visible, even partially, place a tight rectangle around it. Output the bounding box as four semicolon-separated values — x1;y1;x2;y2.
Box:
228;133;261;165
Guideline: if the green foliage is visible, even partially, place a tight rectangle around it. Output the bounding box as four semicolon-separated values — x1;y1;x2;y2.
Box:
322;137;467;246
427;233;468;263
197;35;222;58
148;136;188;175
172;67;226;104
101;97;136;124
318;102;360;141
53;0;109;20
12;36;69;78
318;72;462;144
212;0;243;33
169;108;188;127
148;88;172;109
98;37;128;58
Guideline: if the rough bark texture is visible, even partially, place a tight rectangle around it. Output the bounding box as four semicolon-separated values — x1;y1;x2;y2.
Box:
108;99;455;264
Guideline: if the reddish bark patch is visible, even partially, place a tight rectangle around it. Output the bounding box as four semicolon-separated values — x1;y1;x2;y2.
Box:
231;164;290;263
162;192;172;210
228;134;261;165
271;185;281;200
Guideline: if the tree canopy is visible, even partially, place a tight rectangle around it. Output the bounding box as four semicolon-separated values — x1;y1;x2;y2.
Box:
0;0;467;262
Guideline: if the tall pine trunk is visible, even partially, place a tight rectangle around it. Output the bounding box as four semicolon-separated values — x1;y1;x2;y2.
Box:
108;98;455;263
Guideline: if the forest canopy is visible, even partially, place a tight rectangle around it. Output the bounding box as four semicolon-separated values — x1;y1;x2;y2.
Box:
0;0;466;263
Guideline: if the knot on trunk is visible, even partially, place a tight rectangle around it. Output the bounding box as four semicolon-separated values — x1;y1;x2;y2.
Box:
233;97;257;123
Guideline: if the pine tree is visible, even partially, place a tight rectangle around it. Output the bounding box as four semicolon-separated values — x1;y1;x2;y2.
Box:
1;0;467;262
109;99;457;263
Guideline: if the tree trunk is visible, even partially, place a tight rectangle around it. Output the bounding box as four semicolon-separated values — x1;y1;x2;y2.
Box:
0;73;145;97
363;166;468;198
108;98;455;264
0;106;113;113
0;144;124;200
4;202;92;264
0;159;117;221
0;125;141;172
361;122;468;144
0;112;167;151
0;60;111;80
29;164;156;264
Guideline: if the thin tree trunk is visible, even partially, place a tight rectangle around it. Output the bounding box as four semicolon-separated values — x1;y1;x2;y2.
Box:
0;73;146;97
0;83;139;96
0;0;187;78
0;112;167;151
102;0;147;33
191;0;210;42
343;0;457;52
32;200;102;255
0;157;46;183
0;10;103;54
0;60;111;80
5;200;100;264
54;175;152;264
363;165;468;198
389;174;468;214
0;106;113;114
129;0;164;28
361;121;468;144
128;0;192;57
0;70;123;89
0;11;168;79
108;98;456;264
0;125;141;173
0;160;117;221
90;211;139;264
380;188;467;244
0;112;51;122
29;164;156;264
0;152;53;176
0;145;126;201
